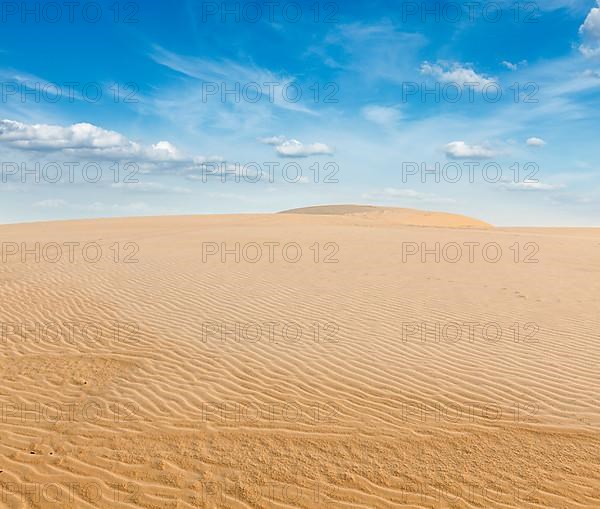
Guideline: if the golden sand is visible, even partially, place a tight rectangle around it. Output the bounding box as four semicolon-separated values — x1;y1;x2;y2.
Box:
0;206;599;508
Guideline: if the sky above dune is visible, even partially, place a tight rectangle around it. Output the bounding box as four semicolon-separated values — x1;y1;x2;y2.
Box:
0;0;599;225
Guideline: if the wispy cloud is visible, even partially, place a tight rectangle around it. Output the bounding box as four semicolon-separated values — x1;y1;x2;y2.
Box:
323;22;426;83
361;105;401;128
421;61;496;88
444;141;496;159
258;135;287;145
149;46;317;116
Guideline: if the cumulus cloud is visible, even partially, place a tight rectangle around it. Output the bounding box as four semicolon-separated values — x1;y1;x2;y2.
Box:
580;2;600;39
444;141;496;159
579;45;600;57
420;61;496;87
579;1;600;57
0;119;131;150
275;139;334;157
361;105;401;127
259;136;334;157
0;119;220;166
526;137;546;147
151;141;183;159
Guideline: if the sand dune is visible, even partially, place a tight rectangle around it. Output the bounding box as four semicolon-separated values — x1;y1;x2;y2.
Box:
280;204;493;229
0;207;599;508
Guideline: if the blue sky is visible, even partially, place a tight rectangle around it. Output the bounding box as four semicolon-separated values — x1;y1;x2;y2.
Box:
1;0;599;225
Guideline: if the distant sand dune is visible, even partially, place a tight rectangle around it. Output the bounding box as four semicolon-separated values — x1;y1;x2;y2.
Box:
0;208;598;508
280;204;493;228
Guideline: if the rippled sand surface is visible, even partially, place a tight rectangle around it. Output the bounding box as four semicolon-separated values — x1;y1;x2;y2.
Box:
1;207;599;508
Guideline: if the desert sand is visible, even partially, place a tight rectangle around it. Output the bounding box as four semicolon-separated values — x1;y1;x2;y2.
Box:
0;205;599;508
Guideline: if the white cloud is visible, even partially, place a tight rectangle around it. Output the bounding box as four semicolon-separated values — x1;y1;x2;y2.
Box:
500;60;527;71
361;105;401;127
151;141;182;160
258;136;334;156
526;137;546;147
579;44;600;57
579;1;600;57
258;135;287;145
0;119;131;150
0;68;88;104
420;61;496;87
580;1;600;39
149;46;316;115
272;139;334;157
193;155;224;164
444;141;496;159
501;61;518;71
0;119;220;166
